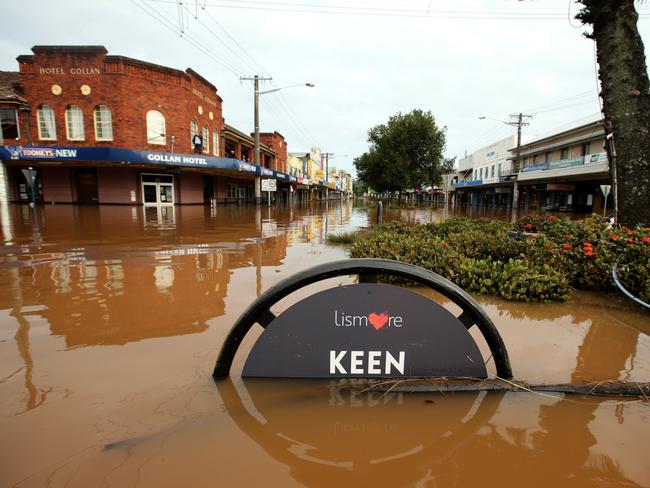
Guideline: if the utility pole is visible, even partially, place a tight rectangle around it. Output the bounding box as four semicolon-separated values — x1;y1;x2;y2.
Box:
508;113;532;220
241;75;272;205
322;152;333;200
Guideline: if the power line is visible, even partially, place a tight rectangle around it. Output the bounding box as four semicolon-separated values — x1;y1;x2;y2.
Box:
184;1;320;148
532;98;600;115
178;1;262;75
147;0;650;20
131;0;244;76
200;4;274;78
522;89;597;113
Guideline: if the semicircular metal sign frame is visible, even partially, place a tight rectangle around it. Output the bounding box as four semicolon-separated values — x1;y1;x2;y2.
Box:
212;259;512;380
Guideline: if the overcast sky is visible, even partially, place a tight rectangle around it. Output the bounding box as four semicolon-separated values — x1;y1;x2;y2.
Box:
2;0;649;174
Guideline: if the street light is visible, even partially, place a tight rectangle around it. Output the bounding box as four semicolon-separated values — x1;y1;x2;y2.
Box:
478;115;509;124
242;75;315;204
260;83;315;95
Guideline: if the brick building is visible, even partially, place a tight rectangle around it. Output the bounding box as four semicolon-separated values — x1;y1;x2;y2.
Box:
0;45;294;205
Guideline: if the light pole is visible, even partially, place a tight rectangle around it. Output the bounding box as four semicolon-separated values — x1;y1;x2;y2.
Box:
321;153;348;199
478;113;532;218
241;76;315;204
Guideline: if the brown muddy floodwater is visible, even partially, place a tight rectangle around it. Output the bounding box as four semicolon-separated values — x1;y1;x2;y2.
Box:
0;202;649;487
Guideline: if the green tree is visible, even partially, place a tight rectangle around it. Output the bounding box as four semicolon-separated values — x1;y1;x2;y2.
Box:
352;179;367;196
354;109;447;200
577;0;650;226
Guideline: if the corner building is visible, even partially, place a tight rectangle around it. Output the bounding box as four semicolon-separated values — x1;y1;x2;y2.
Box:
0;46;291;205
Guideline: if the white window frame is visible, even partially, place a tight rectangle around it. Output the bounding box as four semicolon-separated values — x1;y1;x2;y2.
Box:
93;105;113;141
65;105;85;141
190;119;198;138
212;130;219;156
202;126;209;154
37;104;57;140
146;110;166;145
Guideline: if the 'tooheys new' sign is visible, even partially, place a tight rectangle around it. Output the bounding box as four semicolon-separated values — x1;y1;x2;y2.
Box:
242;283;487;378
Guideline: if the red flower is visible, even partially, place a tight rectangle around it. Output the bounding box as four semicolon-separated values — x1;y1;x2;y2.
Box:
583;242;593;249
548;216;557;221
563;233;573;240
562;243;572;250
621;226;629;232
441;241;449;247
524;223;533;231
584;251;595;257
626;238;634;244
610;233;620;241
642;237;650;244
630;230;638;236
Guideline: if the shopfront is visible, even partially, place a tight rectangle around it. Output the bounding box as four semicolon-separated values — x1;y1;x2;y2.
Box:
0;145;293;206
142;174;174;206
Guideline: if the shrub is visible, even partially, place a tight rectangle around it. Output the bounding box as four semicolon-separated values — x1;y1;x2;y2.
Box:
349;215;650;303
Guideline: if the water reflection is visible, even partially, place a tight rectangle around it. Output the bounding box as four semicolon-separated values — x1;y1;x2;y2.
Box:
12;307;51;413
0;201;648;487
0;205;309;348
216;379;504;486
212;379;644;486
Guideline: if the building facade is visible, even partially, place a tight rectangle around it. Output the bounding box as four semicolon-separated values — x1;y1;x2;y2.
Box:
451;114;611;214
454;135;517;207
0;45;298;206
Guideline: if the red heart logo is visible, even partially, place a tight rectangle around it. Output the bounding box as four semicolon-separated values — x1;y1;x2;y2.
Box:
368;312;389;330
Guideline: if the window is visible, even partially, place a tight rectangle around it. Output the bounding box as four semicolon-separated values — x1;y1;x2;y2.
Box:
582;142;591;156
241;146;251;162
190;119;198;139
545;151;552;163
491;165;495;178
560;147;569;160
202;126;209;153
37;104;56;140
212;130;219;156
65;105;85;140
93;105;113;141
228;183;238;198
146;110;166;145
0;108;19;140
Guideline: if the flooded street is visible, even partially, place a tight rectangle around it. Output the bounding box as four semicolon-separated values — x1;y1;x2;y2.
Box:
1;202;649;487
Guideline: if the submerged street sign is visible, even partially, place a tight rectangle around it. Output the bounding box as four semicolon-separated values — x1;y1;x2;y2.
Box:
261;179;277;192
242;283;487;379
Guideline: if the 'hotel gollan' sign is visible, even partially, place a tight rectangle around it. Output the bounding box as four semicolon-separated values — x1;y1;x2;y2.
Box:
242;283;487;378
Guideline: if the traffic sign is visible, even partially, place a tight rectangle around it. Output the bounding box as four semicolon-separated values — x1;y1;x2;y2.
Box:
261;179;277;192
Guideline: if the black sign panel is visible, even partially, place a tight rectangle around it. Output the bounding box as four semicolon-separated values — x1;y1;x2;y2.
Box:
243;283;487;378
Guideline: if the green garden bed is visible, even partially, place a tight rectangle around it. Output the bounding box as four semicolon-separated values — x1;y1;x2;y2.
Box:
348;216;650;303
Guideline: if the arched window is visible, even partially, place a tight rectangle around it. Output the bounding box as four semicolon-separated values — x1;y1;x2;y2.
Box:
190;119;198;139
202;125;209;153
93;105;113;141
212;130;219;156
65;105;85;140
37;104;56;140
146;110;166;145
